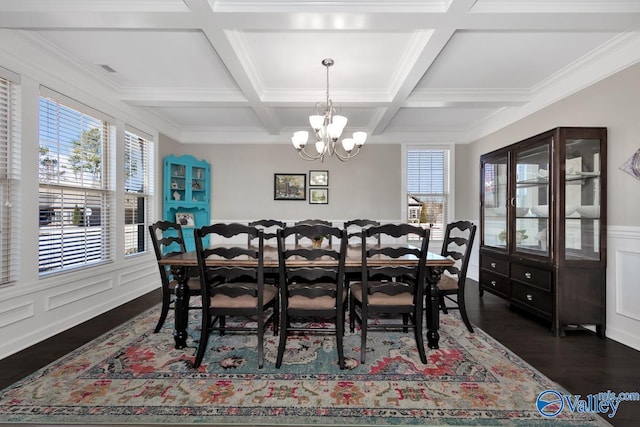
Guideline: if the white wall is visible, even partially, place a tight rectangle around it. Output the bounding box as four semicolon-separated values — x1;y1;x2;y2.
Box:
456;62;640;351
0;32;160;359
159;139;403;225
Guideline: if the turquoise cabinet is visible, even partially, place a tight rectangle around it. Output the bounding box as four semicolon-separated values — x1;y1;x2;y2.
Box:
163;154;210;251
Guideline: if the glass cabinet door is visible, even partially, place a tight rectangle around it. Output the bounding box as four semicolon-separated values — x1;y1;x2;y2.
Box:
190;165;208;202
565;137;602;260
514;141;550;256
482;154;508;250
168;162;187;202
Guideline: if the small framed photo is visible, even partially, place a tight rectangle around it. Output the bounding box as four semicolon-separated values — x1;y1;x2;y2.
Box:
274;173;306;200
309;170;329;186
309;188;329;204
175;212;195;227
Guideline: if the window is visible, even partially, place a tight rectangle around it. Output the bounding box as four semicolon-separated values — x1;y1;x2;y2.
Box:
0;68;20;286
406;148;450;240
38;90;113;274
124;129;153;256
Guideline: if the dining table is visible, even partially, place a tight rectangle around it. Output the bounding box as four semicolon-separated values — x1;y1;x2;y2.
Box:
158;243;454;352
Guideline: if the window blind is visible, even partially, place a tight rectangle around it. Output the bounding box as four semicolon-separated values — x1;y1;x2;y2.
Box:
407;149;449;240
0;74;20;286
38;93;113;274
124;128;153;256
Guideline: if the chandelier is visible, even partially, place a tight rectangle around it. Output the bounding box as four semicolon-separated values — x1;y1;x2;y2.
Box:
291;58;367;162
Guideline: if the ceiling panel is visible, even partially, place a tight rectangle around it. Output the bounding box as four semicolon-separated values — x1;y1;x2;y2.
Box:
0;0;189;12
1;0;638;144
157;106;264;128
385;107;501;130
237;30;419;93
33;30;237;89
418;31;621;89
472;0;640;13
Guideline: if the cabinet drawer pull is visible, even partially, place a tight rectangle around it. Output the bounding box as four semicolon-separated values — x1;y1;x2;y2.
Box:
491;262;496;268
524;272;532;279
491;280;497;287
526;294;533;301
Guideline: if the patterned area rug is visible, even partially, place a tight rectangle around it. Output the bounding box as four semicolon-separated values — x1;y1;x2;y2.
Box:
0;306;610;426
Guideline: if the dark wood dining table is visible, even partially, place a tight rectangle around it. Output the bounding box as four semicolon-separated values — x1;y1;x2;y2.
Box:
158;243;454;352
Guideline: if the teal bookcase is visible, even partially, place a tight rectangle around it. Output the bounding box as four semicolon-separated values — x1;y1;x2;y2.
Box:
163;154;210;251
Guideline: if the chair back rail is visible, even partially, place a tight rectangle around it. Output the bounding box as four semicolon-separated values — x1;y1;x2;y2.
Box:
248;219;285;244
441;221;477;282
344;219;381;244
294;219;334;245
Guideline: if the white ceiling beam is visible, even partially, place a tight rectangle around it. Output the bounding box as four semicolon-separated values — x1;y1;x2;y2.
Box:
369;0;479;134
120;88;248;107
183;0;283;134
0;12;198;29
406;88;530;107
1;6;639;32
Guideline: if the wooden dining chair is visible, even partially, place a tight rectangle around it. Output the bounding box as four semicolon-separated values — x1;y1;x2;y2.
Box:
248;219;285;245
148;220;201;333
276;224;348;369
343;219;381;286
248;219;285;284
294;219;333;246
349;223;431;364
437;220;477;333
193;223;279;369
343;219;381;245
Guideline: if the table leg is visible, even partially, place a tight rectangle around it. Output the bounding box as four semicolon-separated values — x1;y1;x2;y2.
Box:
425;266;442;349
172;266;190;349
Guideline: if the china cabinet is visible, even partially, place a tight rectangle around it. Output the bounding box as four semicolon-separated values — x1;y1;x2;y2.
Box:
163;154;210;251
479;127;607;337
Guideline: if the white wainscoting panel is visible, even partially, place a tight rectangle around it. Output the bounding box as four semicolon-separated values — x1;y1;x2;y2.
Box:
119;264;158;288
0;301;35;328
616;250;640;321
47;278;113;311
607;226;640;351
0;256;159;360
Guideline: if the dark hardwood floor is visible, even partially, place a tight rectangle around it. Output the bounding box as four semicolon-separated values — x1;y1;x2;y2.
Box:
1;281;638;426
466;281;639;427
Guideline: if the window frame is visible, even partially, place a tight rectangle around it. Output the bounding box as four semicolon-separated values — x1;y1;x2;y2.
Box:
402;144;454;242
37;89;115;275
123;127;154;257
0;68;21;286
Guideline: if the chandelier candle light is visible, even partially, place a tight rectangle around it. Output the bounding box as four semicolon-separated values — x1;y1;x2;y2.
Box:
291;58;367;162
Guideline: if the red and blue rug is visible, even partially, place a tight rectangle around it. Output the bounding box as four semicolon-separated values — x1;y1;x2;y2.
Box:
0;307;610;425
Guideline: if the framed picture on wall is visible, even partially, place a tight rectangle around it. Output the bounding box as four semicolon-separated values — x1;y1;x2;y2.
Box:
309;170;329;186
175;212;195;227
274;173;306;200
309;188;329;204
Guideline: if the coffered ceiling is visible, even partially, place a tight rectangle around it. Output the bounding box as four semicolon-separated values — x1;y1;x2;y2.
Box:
1;0;640;145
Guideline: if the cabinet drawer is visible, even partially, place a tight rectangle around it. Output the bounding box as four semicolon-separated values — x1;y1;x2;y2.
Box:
480;270;510;298
511;283;552;317
481;255;509;276
511;263;551;291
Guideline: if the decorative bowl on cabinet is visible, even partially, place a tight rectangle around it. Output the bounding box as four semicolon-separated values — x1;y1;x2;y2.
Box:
576;205;600;218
